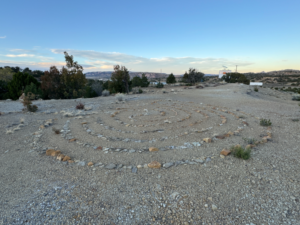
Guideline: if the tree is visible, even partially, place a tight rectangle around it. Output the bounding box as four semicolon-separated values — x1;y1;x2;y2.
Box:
140;73;150;87
41;66;62;99
222;72;250;85
166;73;176;84
187;68;204;84
60;51;87;98
0;67;14;82
182;72;189;83
7;72;40;100
132;76;142;87
0;80;9;100
109;65;130;93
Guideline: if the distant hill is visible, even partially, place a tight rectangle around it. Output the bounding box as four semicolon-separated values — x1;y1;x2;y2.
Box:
85;71;218;80
85;71;168;80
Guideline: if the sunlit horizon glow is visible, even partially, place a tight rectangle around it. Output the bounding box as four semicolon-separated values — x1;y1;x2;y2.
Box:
0;0;299;75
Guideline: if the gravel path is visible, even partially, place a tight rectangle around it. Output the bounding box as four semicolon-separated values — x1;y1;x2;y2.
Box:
0;84;299;225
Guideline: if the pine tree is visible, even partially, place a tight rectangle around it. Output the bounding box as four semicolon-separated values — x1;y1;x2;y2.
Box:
166;73;176;84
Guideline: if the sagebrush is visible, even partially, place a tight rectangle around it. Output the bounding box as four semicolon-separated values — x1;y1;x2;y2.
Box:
231;146;251;160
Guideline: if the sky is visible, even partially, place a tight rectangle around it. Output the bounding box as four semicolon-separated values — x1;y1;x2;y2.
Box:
0;0;299;75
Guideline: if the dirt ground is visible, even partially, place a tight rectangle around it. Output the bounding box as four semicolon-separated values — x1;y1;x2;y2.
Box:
0;83;299;225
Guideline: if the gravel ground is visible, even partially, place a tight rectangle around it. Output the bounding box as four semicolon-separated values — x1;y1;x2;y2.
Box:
0;83;299;225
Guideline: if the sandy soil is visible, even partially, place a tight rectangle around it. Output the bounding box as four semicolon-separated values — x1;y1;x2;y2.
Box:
0;83;299;225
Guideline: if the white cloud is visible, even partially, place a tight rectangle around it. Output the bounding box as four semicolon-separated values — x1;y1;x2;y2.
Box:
51;49;254;73
6;54;35;57
0;36;6;39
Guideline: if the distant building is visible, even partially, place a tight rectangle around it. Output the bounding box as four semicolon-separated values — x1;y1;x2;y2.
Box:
218;70;232;79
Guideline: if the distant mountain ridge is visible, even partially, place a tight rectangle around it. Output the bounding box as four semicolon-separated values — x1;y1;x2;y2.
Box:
85;71;168;79
85;71;218;79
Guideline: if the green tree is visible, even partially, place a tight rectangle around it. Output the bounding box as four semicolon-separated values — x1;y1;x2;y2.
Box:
60;52;87;98
109;65;130;93
132;76;142;87
166;73;176;84
140;73;150;87
222;72;250;85
0;80;9;100
7;72;40;100
0;67;14;82
41;66;62;99
187;68;204;84
24;82;43;99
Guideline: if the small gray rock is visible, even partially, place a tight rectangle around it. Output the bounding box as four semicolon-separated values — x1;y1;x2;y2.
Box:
163;162;174;168
206;157;211;162
77;161;86;166
131;166;137;173
105;163;116;169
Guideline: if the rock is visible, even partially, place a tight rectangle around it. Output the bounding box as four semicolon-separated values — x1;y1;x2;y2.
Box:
19;93;25;102
212;205;217;210
69;138;77;142
220;155;225;159
137;165;142;169
62;155;71;161
215;135;225;139
132;166;137;173
57;154;65;161
129;149;136;153
68;160;74;163
149;147;159;152
88;162;93;166
203;138;212;143
46;149;55;156
144;164;148;168
245;144;255;149
77;161;86;166
96;146;103;150
206;157;211;162
204;204;208;208
105;163;116;169
163;162;174;168
220;149;231;156
170;192;180;199
227;131;234;136
194;159;204;164
148;161;161;169
39;125;45;129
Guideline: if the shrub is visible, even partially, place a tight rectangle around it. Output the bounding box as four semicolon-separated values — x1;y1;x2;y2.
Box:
231;145;251;160
115;93;125;101
166;73;176;84
260;118;272;126
76;102;85;110
24;82;42;99
139;88;143;94
242;137;256;145
102;90;110;96
22;93;38;112
254;87;258;92
156;82;164;88
292;94;300;101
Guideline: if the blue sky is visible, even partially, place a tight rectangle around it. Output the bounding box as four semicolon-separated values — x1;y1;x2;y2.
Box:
0;0;299;74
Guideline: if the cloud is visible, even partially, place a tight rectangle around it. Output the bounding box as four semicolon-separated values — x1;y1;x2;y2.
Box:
0;36;6;39
6;54;35;58
51;49;254;73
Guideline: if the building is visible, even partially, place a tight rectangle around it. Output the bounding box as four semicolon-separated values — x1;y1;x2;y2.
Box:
218;70;232;79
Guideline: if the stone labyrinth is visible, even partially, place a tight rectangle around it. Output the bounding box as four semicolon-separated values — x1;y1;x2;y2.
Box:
43;98;272;171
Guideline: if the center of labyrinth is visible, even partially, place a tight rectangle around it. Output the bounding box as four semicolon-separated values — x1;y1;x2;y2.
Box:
43;99;272;170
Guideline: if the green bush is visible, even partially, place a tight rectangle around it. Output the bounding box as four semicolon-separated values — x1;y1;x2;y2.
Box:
156;82;164;88
138;88;143;93
231;146;251;160
254;87;258;92
24;82;42;99
260;118;272;126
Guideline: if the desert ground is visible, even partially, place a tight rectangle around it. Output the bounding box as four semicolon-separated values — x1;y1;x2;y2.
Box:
0;83;299;225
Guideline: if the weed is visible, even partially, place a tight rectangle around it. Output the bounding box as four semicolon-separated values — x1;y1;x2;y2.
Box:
22;93;38;112
291;118;299;122
292;94;300;101
76;102;85;110
139;88;143;94
52;127;60;134
102;90;110;96
260;118;272;126
231;146;251;160
254;87;258;92
243;137;257;145
115;93;125;101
